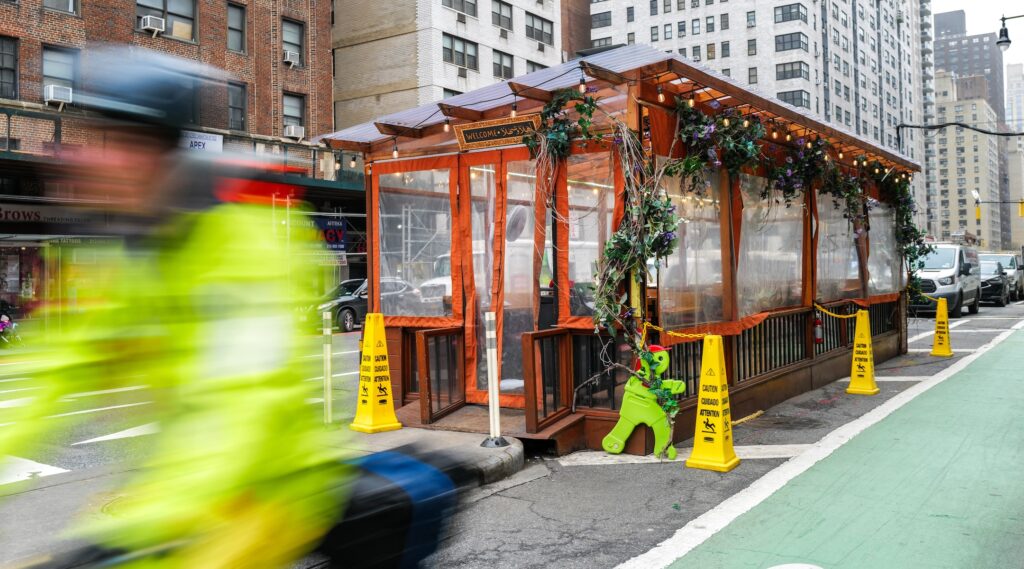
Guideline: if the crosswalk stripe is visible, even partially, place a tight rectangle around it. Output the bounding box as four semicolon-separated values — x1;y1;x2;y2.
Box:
47;402;152;418
71;423;159;445
63;385;149;400
0;456;68;485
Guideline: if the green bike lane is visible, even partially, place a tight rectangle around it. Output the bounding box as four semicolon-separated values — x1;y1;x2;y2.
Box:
658;326;1024;569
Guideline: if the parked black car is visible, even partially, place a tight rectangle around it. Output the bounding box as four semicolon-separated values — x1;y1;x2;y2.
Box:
979;261;1010;307
313;278;421;332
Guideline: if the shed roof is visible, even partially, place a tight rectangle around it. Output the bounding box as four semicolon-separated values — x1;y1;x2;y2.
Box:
319;44;919;171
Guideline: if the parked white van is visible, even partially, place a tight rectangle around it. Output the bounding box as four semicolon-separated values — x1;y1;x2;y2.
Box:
912;243;981;317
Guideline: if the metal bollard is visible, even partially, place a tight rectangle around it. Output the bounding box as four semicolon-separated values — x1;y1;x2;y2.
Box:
323;311;333;424
481;311;508;448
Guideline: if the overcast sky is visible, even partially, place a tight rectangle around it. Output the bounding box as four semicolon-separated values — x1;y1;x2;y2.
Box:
932;1;1024;68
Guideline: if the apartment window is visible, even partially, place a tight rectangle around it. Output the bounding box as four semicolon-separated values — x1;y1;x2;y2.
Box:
663;0;671;12
691;0;698;7
692;18;699;34
720;13;729;30
227;3;245;53
677;0;684;9
706;15;714;32
443;34;478;69
443;89;462;98
626;6;634;22
282;93;304;127
678;47;686;57
778;89;810;108
43;0;77;14
592;11;611;28
42;47;75;91
775;61;808;80
664;24;672;39
650;0;657;15
843;85;850;101
282;20;304;65
526;60;546;72
228;82;246;131
706;42;715;60
493;1;512;29
493;49;513;78
525;13;553;45
627;32;635;44
136;0;195;40
748;66;757;84
721;40;729;57
775;32;807;52
0;37;15;99
442;0;477;17
651;26;658;41
747;38;756;55
678;21;686;36
692;45;700;61
773;3;806;24
833;79;840;94
746;10;755;27
704;0;712;4
722;68;730;76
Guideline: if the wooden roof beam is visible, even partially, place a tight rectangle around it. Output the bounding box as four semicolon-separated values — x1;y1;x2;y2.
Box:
508;82;553;102
374;121;426;138
325;139;371;152
437;103;484;121
580;61;628;85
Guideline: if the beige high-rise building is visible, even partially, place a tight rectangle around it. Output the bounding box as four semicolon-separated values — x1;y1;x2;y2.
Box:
1008;137;1024;251
934;70;1002;247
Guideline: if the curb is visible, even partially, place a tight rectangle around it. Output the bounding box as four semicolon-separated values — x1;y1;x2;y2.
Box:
461;438;525;486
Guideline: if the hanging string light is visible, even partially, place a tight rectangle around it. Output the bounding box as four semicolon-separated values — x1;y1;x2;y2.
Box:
579;70;587;94
838;151;844;160
392;139;399;159
657;84;665;103
786;132;792;142
687;97;695;108
723;117;730;127
349;155;356;169
742;118;750;128
444;117;451;133
511;95;518;118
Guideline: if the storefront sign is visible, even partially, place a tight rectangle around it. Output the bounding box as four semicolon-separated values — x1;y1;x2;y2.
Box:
180;130;223;153
453;114;541;151
0;203;99;225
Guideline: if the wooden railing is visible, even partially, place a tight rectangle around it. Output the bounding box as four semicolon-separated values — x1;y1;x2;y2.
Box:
570;333;626;411
666;339;704;400
522;328;573;433
732;308;811;382
415;326;465;423
869;300;900;337
816;301;856;356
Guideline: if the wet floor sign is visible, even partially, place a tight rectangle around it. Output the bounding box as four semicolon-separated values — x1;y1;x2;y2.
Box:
846;309;880;396
931;297;954;357
685;335;740;473
350;313;402;433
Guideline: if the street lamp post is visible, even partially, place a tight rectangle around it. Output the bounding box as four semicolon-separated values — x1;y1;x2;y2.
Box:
997;14;1024;52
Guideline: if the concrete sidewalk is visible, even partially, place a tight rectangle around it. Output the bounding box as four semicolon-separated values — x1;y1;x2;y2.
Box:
0;428;523;568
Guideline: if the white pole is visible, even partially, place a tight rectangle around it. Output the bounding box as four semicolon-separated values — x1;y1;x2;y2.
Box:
323;310;333;424
482;311;508;447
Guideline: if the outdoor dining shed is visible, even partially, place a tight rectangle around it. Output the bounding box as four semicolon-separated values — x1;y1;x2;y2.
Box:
321;44;922;455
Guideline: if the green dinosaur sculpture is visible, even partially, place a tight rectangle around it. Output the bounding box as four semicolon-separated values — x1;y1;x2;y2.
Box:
602;345;686;459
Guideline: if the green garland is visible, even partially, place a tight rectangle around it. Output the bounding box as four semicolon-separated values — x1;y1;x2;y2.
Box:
866;160;934;298
716;109;765;177
763;137;831;207
523;88;599;161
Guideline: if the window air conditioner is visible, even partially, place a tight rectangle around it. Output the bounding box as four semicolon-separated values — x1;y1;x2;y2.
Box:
456;12;466;23
283;50;300;67
499;28;508;39
283;125;305;140
458;66;468;78
537;42;545;52
141;15;165;37
44;84;72;111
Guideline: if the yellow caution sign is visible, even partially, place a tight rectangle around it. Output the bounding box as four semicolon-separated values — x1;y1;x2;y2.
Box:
931;297;953;357
847;309;879;396
350;313;402;433
685;335;740;473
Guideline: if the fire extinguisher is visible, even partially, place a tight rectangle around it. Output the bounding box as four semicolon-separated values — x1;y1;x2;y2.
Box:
814;314;824;345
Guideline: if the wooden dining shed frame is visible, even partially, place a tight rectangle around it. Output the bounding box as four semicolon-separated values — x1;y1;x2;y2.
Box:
320;44;920;454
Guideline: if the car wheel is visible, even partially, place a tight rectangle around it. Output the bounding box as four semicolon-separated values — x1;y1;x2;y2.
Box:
968;289;981;314
949;293;963;319
338;308;356;333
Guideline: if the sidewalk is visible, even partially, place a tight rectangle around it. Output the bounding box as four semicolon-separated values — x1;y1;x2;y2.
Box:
0;428;523;567
660;327;1024;569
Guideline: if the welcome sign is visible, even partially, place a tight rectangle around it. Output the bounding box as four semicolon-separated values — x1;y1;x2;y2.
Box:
454;114;541;151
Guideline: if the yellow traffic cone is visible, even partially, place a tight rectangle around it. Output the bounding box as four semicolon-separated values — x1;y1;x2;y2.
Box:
930;298;953;357
685;335;740;473
350;313;402;433
847;309;879;396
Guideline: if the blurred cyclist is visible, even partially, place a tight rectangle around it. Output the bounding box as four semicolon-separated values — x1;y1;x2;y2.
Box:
0;47;349;568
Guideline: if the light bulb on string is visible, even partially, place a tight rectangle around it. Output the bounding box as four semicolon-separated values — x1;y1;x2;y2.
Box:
444;118;450;133
688;98;695;108
579;72;587;94
824;154;830;162
392;140;399;159
806;140;812;149
742;118;749;128
786;133;792;142
723;117;730;127
511;101;518;118
657;85;665;103
349;155;356;169
772;129;778;139
838;151;844;160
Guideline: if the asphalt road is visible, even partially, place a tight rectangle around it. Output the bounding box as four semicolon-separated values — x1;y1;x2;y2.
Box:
429;300;1024;569
0;331;362;482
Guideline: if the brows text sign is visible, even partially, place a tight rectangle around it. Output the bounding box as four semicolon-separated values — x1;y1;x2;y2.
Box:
453;114;541;151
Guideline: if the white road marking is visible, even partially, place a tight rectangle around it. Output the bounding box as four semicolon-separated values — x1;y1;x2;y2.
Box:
967;316;1022;320
63;385;149;400
71;423;159;445
0;387;40;395
47;402;152;418
907;319;968;343
300;350;361;360
0;456;68;485
557;445;812;467
0;377;31;384
305;397;324;404
907;347;976;353
303;371;359;382
0;397;33;409
616;318;1024;569
946;329;1007;333
0;361;39;367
